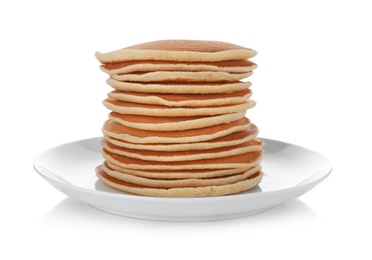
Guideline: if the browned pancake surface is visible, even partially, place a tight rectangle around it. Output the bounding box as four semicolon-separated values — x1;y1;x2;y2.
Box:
103;148;263;167
106;127;259;147
103;118;250;138
109;112;205;123
102;59;256;70
102;138;262;157
109;89;251;102
124;40;254;52
104;98;249;110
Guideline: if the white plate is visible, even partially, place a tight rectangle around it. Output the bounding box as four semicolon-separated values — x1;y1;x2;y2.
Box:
33;137;332;221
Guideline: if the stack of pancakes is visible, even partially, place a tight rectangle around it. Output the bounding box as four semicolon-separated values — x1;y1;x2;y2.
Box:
95;40;263;197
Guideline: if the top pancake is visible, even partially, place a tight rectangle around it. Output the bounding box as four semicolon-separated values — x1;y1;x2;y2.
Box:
95;40;257;63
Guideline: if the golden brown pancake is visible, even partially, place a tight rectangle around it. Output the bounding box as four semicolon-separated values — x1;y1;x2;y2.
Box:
103;98;255;117
108;89;252;107
110;71;252;82
102;138;263;161
100;59;257;74
108;111;246;131
104;126;259;151
102;118;251;144
102;148;263;170
95;40;257;63
106;78;252;94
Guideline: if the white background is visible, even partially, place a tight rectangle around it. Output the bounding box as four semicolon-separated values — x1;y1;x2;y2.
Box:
1;0;371;259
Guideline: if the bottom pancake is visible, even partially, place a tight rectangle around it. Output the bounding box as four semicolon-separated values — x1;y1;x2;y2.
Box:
96;165;263;197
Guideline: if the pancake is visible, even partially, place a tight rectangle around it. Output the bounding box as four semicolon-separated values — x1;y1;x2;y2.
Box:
108;89;252;107
102;118;251;144
102;148;263;170
96;165;263;197
104;126;259;151
95;40;257;63
103;98;255;117
105;161;253;179
100;59;257;75
102;138;263;162
108;112;246;131
110;71;253;82
106;78;252;94
101;162;261;188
